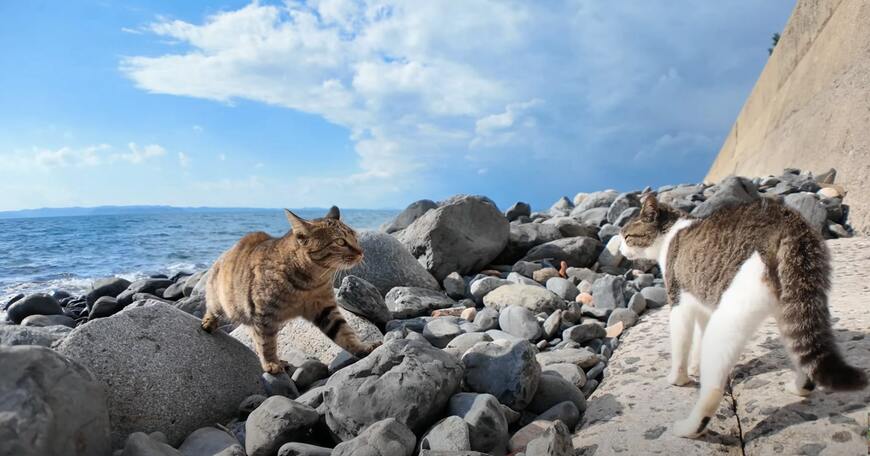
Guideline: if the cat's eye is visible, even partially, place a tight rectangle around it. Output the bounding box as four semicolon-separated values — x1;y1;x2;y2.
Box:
335;239;347;246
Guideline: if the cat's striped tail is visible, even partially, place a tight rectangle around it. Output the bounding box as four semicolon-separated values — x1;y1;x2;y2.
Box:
776;233;867;391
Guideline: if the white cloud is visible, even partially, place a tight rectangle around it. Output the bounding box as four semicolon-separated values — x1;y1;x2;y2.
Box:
110;143;167;164
0;143;170;171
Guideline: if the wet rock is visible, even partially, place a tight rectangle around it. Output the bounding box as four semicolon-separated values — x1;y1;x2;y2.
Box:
86;277;132;309
5;293;63;323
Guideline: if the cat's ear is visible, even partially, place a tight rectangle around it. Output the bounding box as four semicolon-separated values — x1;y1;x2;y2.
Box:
640;194;658;223
285;209;311;236
325;206;340;220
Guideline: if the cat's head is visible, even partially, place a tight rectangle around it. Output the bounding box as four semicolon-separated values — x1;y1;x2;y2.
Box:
284;206;363;270
618;194;682;261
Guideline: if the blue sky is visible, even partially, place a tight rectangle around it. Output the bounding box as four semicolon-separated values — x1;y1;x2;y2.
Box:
0;0;794;212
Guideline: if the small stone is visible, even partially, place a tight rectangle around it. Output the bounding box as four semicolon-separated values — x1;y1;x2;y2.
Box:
419;416;471;451
498;305;542;340
542;310;562;339
525;420;573;456
546;277;579;301
533;268;561;283
627;293;646;315
527;374;586;415
542;363;586;389
591;275;625;310
443;272;468;300
575;292;593;305
563;322;606;343
586;361;606;381
245;397;319;456
460;307;477;322
448;393;508;454
431;307;467;318
512;261;543;277
607;308;638;328
20;314;75;328
506;202;532;221
605;321;625;338
473;308;500;331
423;319;463;348
261;372;299;398
817;186;842;199
90;296;123;319
536;348;598;369
290;359;328;390
640;287;667;308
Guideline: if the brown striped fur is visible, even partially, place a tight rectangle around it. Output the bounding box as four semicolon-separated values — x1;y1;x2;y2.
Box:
202;206;379;373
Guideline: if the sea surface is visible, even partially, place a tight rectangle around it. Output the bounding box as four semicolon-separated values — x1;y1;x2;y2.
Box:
0;209;398;300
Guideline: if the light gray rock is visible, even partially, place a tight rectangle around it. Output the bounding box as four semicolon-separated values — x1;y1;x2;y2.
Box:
549;196;574;216
521;237;603;268
512;260;542;277
445;332;493;357
278;442;332;456
20;313;76;328
572;190;619;213
485;329;523;342
472;307;500;331
324;340;464;439
382;199;438;234
640;286;667;308
178;427;240;456
385;287;458;319
546;277;579;301
591;275;625;310
563;322;606;344
527;374;587;415
333;418;416;456
0;345;110;456
120;432;183;456
336;275;391;325
397;195;510;281
606;193;640;224
443;272;468;300
461;339;540;410
469;276;510;303
483;284;563;314
627;291;647;315
56;304;263;447
784;192;828;232
536;348;599;369
498;305;542;340
5;293;63;323
419;416;471;452
448;393;508;454
542;310;562;340
423;318;463;348
691;176;760;218
245;396;319;456
607;308;639;328
614;207;640;227
524;420;573;456
541;363;587;389
507;271;541;287
0;324;71;347
336;231;440;295
232;305;382;366
574;207;609;227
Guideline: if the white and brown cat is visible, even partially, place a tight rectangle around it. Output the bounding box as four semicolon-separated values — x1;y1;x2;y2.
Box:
619;195;867;438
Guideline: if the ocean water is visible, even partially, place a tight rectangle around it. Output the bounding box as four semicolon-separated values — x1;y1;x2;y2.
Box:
0;209;398;300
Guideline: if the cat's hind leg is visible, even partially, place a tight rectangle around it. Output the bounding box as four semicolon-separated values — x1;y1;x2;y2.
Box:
250;324;288;374
688;311;710;377
674;252;775;438
668;293;702;386
307;302;380;357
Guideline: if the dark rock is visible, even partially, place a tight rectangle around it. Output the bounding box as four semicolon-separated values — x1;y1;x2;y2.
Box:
278;442;333;456
336;275;391;325
336;231;440;295
461;339;540;410
563;322;606;344
423;318;463;348
691;176;759;218
546;277;578;301
238;394;268;418
290;359;329;390
442;272;468;300
333;418;416;456
86;277;132;309
382;199;438;234
20;313;75;328
6;293;63;323
522;237;603;268
527;374;587;415
606;193;640;224
419;416;471;451
497;223;564;263
607;308;638;328
117;278;174;306
525;420;573;456
627;292;647;315
784;192;828;232
448;393;508;454
261;372;299;398
640;286;667;308
89;296;123;319
245;396;319;456
178;427;240;456
120;432;182;456
385;287;457;319
506;202;532;221
532;401;580;431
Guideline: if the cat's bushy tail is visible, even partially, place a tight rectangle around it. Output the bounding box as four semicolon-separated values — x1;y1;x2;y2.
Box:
776;232;867;391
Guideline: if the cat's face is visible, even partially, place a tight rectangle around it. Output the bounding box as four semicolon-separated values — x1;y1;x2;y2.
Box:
619;195;679;261
285;207;364;269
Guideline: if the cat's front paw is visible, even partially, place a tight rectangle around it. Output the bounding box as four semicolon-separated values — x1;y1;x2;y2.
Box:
262;360;290;374
668;369;692;386
673;416;709;439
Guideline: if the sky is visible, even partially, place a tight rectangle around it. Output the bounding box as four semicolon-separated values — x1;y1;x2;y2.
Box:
0;0;795;212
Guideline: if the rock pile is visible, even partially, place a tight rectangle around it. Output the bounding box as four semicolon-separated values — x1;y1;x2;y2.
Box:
0;168;852;454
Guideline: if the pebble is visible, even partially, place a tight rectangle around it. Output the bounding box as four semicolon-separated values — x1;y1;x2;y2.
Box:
640;286;667;308
563;322;606;344
607;308;638;328
498;305;542;340
423;318;463;348
532;268;560;283
442;272;468;300
542;310;562;339
460;307;477;321
472;307;500;331
448;393;508;454
462;339;541;410
546;277;579;301
627;292;647;315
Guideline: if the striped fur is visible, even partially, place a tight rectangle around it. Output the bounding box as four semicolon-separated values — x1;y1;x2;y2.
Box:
202;206;378;373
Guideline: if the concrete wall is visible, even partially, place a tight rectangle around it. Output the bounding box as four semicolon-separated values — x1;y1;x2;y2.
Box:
706;0;870;233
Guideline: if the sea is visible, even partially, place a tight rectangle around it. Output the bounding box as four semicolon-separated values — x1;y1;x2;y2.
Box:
0;209;398;301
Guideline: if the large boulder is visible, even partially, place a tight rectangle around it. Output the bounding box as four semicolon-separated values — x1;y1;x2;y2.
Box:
0;345;110;456
0;324;71;347
461;339;541;410
336;276;392;326
483;284;564;314
691;176;759;218
784;192;828;232
496;223;564;264
336;231;439;295
521;237;603;268
396;195;509;281
5;293;63;323
55;304;263;447
381;199;438;234
322;339;464;440
232;306;383;366
385;287;458;319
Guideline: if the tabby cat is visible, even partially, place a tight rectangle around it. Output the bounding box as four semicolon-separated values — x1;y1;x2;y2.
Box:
201;206;379;373
620;195;867;438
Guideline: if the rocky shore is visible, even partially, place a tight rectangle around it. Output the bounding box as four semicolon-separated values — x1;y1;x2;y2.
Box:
0;167;853;456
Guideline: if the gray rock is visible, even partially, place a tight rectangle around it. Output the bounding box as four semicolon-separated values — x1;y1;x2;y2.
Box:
572;190;619;213
545;277;578;301
445;332;493;357
472;307;500;331
90;296;123;319
162;281;186;300
232;305;382;366
179;427;239;456
333;418;416;456
386;287;458;319
586;361;606;381
542;217;599;238
640;286;667;308
121;432;183;456
336;231;440;295
614;207;640;227
419;416;471;452
574;207;609;227
507;271;541;287
397;195;510;281
336;275;391;325
461;339;540;410
627;292;647;315
527;374;587;415
597;223;621;245
498;223;564;263
532;402;581;431
261;372;299;398
512;260;542;277
56;304;263;447
591;275;625;310
549;196;574;216
0;324;71;347
20;313;75;328
0;345;111;456
278;442;333;456
213;444;246;456
784;192;828;232
542;310;562;340
580;304;609;321
117;278;174;306
525;420;573;456
5;293;63;323
423;318;463;348
607;308;639;328
448;393;508;454
498;305;542;340
245;396;319;456
86;277;132;308
536;348;599;369
606;193;640;224
483;284;563;314
469;276;510;303
485;329;523;342
239;394;268;418
443;272;468;300
563;322;606;344
290;359;329;390
541;363;587;389
691;176;759;218
522;237;603;268
324;339;464;439
294;386;326;410
506;202;532;221
382;199;438;234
